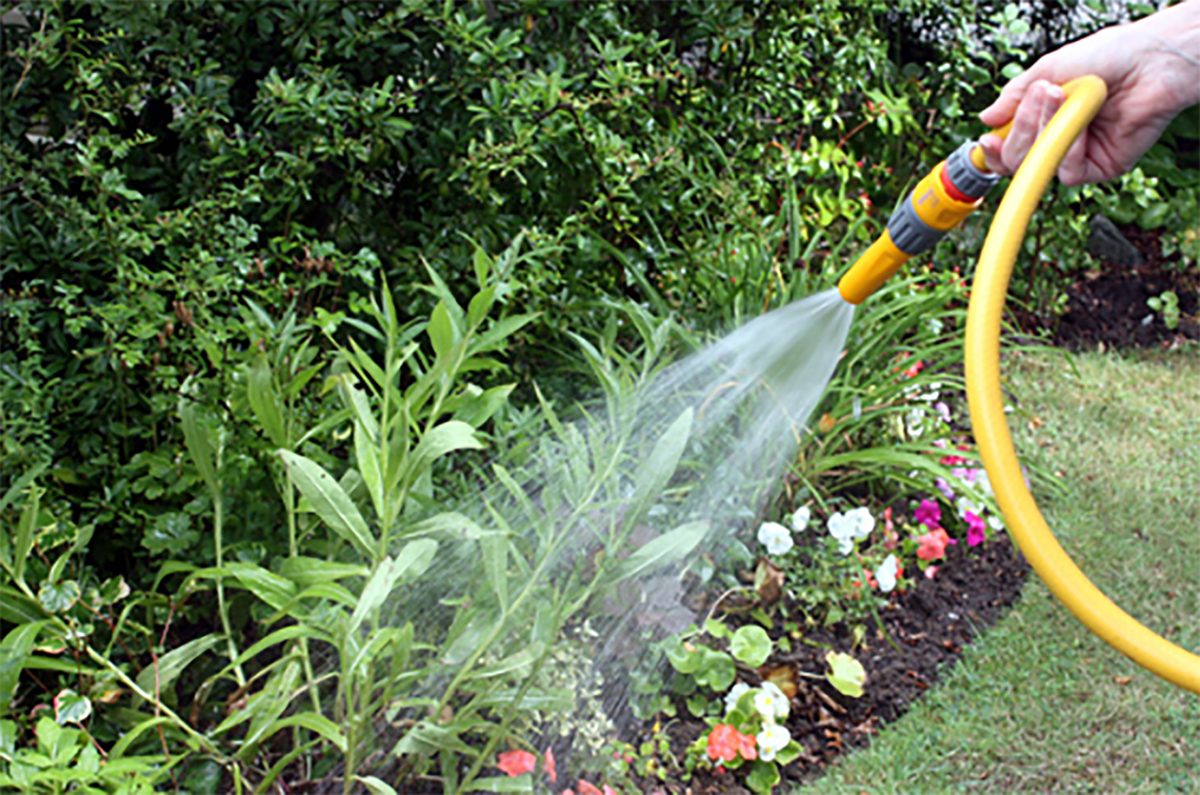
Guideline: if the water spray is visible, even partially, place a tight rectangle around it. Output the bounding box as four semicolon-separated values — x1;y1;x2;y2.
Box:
835;75;1199;693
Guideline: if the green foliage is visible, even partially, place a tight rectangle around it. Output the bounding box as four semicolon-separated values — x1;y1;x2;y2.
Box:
2;1;1196;792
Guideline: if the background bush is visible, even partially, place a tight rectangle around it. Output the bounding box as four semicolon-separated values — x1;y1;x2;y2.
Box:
1;0;1194;791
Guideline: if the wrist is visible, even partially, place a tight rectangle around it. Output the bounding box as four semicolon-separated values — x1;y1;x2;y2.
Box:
1137;0;1200;111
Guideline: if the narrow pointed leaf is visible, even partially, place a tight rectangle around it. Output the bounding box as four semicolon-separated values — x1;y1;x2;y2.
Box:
279;450;374;556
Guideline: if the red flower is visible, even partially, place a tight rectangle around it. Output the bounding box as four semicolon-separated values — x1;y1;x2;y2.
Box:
916;528;954;561
940;454;967;466
903;360;925;378
706;723;757;762
497;749;537;778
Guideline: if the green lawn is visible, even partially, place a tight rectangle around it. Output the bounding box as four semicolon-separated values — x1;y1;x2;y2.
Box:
799;347;1200;794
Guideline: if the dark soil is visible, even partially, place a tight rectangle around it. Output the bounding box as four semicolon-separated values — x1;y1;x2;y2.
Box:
1037;225;1199;350
637;535;1030;794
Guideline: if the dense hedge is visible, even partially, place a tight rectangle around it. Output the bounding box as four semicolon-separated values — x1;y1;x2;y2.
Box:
1;0;1190;575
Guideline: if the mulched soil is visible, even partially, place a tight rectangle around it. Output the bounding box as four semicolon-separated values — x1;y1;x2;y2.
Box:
635;534;1030;793
1035;225;1199;350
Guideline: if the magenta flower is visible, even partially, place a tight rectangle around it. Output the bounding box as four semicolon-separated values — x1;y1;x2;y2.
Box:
913;499;942;530
964;511;986;547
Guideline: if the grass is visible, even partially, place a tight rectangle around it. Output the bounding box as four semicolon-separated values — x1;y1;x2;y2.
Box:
798;346;1200;794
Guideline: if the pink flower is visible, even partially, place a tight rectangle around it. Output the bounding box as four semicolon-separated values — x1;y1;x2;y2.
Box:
706;723;757;763
964;512;986;547
913;499;942;530
925;565;939;579
544;746;557;783
935;477;955;501
497;749;537;778
916;528;954;561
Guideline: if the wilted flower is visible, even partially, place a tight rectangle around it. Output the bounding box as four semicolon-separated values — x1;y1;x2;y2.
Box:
724;682;751;715
755;723;792;762
876;554;899;593
757;521;794;556
790;505;812;533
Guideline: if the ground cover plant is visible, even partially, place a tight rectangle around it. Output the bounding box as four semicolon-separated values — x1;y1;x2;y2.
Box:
2;1;1195;793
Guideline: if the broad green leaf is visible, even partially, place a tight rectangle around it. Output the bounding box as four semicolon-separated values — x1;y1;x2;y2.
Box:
0;462;46;517
279;557;369;586
13;484;40;584
348;540;437;635
465;285;496;328
355;418;384;519
248;354;287;448
0;622;46;710
729;625;772;667
393;720;477;756
357;776;399;795
468;642;543;680
746;759;781;795
409;421;483;473
467;776;535;793
136;633;222;696
279;450;374;556
403;511;487;541
613;520;707;582
695;647;736;692
255;713;346;753
629;408;693;518
428;300;456;358
179;397;218;496
825;650;866;697
225;563;297;611
0;586;41;625
53;689;92;725
479;532;508;609
38;580;80;613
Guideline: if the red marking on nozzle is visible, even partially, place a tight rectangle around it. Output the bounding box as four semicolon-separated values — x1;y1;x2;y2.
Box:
940;164;977;202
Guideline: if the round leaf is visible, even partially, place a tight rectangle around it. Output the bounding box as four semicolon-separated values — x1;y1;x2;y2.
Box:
38;581;81;613
53;689;92;725
729;625;772;667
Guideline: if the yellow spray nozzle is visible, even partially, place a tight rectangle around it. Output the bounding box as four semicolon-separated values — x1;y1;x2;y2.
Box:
838;113;1020;305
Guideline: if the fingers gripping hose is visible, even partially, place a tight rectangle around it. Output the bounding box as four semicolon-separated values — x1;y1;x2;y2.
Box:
837;76;1200;692
964;75;1200;694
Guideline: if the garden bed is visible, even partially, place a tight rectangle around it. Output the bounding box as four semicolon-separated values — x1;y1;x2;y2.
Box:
632;533;1029;794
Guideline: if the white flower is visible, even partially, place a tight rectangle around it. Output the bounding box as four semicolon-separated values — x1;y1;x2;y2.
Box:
757;521;794;556
753;681;789;722
827;507;875;557
956;496;981;520
724;682;751;715
755;723;791;762
876;554;899;593
790;505;811;533
987;513;1005;531
975;468;994;496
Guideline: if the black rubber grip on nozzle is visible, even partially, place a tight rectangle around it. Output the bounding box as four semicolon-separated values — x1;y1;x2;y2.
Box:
945;141;1001;199
887;199;943;256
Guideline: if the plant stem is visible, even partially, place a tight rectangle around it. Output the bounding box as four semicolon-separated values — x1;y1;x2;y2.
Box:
213;494;246;686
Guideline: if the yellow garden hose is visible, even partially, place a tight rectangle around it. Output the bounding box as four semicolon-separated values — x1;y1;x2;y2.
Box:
839;75;1200;692
964;75;1200;693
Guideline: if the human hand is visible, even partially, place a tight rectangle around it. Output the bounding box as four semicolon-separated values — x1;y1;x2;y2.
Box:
978;0;1200;185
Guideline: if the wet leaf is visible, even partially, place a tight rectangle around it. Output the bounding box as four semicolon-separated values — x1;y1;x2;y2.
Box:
729;625;772;668
825;650;866;698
